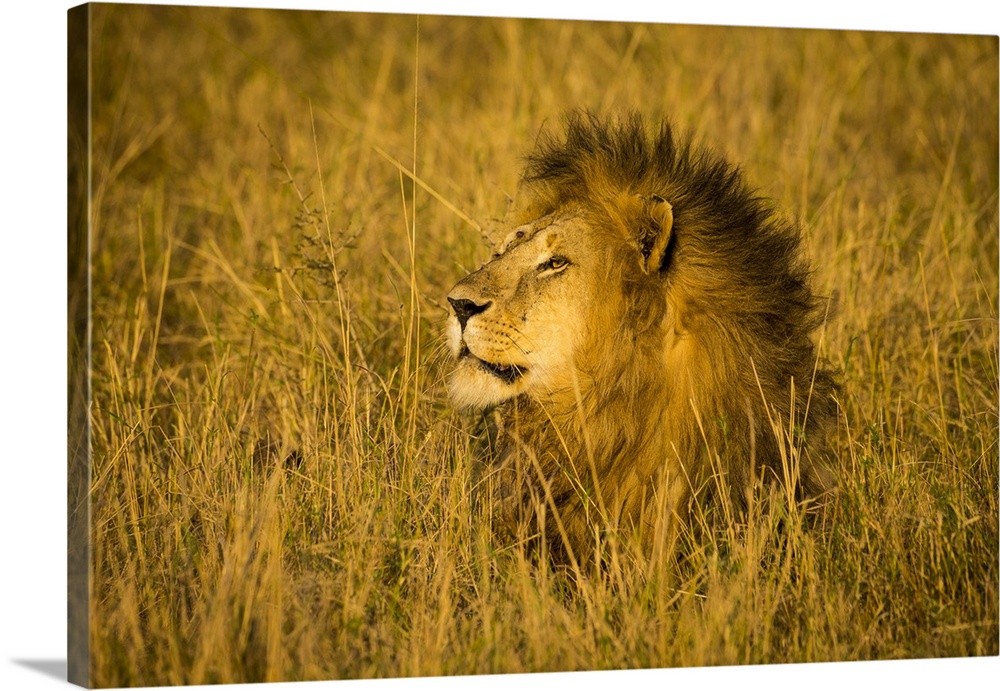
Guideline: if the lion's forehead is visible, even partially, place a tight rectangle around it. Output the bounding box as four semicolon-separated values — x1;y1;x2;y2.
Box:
494;211;572;256
495;224;541;256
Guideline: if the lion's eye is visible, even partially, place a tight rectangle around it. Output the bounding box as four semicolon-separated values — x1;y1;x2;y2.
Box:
540;256;570;273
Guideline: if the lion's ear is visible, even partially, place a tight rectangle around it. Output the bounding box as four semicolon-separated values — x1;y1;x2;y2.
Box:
643;195;674;274
609;193;675;272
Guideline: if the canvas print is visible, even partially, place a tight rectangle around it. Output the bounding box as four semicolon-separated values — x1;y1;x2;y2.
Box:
68;3;999;687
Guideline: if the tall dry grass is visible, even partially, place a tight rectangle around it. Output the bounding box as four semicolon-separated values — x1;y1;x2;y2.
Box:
79;5;997;686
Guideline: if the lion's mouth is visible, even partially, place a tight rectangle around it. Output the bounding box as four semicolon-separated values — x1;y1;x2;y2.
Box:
479;359;526;384
458;345;527;385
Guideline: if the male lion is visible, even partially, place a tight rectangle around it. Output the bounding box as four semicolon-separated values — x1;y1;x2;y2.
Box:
447;113;838;567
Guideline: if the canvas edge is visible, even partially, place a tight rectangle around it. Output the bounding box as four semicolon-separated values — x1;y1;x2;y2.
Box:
68;3;92;688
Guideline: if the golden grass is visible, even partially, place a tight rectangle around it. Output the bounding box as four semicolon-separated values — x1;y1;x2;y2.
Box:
78;5;998;686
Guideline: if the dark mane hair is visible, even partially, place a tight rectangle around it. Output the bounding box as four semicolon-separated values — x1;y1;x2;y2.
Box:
519;111;838;512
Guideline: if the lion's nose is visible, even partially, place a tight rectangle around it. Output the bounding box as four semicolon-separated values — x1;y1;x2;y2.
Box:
448;297;492;330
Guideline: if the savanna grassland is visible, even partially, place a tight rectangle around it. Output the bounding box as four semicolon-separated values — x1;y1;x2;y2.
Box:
73;4;998;686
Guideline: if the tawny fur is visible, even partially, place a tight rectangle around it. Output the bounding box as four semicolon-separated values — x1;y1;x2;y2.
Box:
447;112;838;566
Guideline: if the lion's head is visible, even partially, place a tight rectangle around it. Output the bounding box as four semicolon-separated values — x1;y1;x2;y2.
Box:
447;202;671;410
447;113;838;566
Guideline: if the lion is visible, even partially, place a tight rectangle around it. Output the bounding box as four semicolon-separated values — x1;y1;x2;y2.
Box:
446;112;838;567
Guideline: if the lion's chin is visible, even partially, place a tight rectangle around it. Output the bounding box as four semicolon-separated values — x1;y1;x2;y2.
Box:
448;357;524;409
